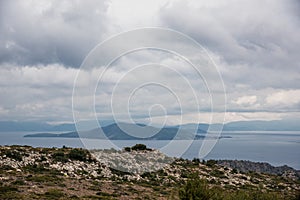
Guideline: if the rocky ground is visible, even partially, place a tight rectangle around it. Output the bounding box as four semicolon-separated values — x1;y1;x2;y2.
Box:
0;145;299;199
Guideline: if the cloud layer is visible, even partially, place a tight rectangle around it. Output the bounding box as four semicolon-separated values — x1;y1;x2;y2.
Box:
0;0;299;124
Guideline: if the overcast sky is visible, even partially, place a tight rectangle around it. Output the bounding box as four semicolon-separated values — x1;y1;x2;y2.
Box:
0;0;299;125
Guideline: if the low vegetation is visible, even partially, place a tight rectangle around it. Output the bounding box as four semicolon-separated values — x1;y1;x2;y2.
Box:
0;145;299;199
179;173;298;200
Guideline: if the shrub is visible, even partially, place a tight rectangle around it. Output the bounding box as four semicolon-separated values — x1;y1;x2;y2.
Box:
124;147;131;152
179;174;215;200
52;151;68;162
4;149;22;161
205;160;217;167
68;148;88;161
179;174;286;200
131;144;147;151
192;158;200;164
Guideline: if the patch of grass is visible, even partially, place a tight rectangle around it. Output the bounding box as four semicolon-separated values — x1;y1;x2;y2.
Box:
26;174;63;185
11;179;26;185
0;164;14;173
43;188;65;200
23;164;48;173
210;169;227;179
0;185;18;193
0;184;22;199
96;191;119;198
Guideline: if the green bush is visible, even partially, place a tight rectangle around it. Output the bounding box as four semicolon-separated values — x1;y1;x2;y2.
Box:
51;148;91;162
192;158;200;164
205;160;217;167
4;149;23;161
52;151;68;162
124;147;131;152
68;148;88;161
179;174;216;200
131;144;147;151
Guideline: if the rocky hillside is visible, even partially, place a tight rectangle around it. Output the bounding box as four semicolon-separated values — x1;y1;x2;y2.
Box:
0;145;299;199
217;160;300;180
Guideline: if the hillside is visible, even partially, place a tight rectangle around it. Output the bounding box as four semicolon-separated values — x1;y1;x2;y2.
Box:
0;145;299;199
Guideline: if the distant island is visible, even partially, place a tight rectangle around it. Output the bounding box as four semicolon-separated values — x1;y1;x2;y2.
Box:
23;122;232;140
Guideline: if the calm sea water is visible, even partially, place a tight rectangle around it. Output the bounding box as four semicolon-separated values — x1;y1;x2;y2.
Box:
0;131;299;169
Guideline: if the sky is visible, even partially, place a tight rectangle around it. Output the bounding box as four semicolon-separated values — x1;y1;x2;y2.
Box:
0;0;299;125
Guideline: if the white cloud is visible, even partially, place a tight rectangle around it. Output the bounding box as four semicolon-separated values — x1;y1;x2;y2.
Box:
233;95;257;107
224;112;283;122
265;90;300;107
0;63;77;87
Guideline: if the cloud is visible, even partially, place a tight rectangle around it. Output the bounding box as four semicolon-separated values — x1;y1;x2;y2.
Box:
233;95;258;107
0;64;76;121
265;90;300;108
0;0;110;67
159;0;300;90
0;0;299;124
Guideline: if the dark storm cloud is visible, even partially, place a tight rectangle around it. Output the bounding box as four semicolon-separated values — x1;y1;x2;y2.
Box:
0;0;109;67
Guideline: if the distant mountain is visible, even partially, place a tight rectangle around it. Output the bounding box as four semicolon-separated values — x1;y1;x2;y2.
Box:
222;120;300;131
2;119;300;132
177;120;300;132
174;123;209;133
24;122;220;140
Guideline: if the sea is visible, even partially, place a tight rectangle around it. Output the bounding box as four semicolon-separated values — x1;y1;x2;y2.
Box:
1;131;299;169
